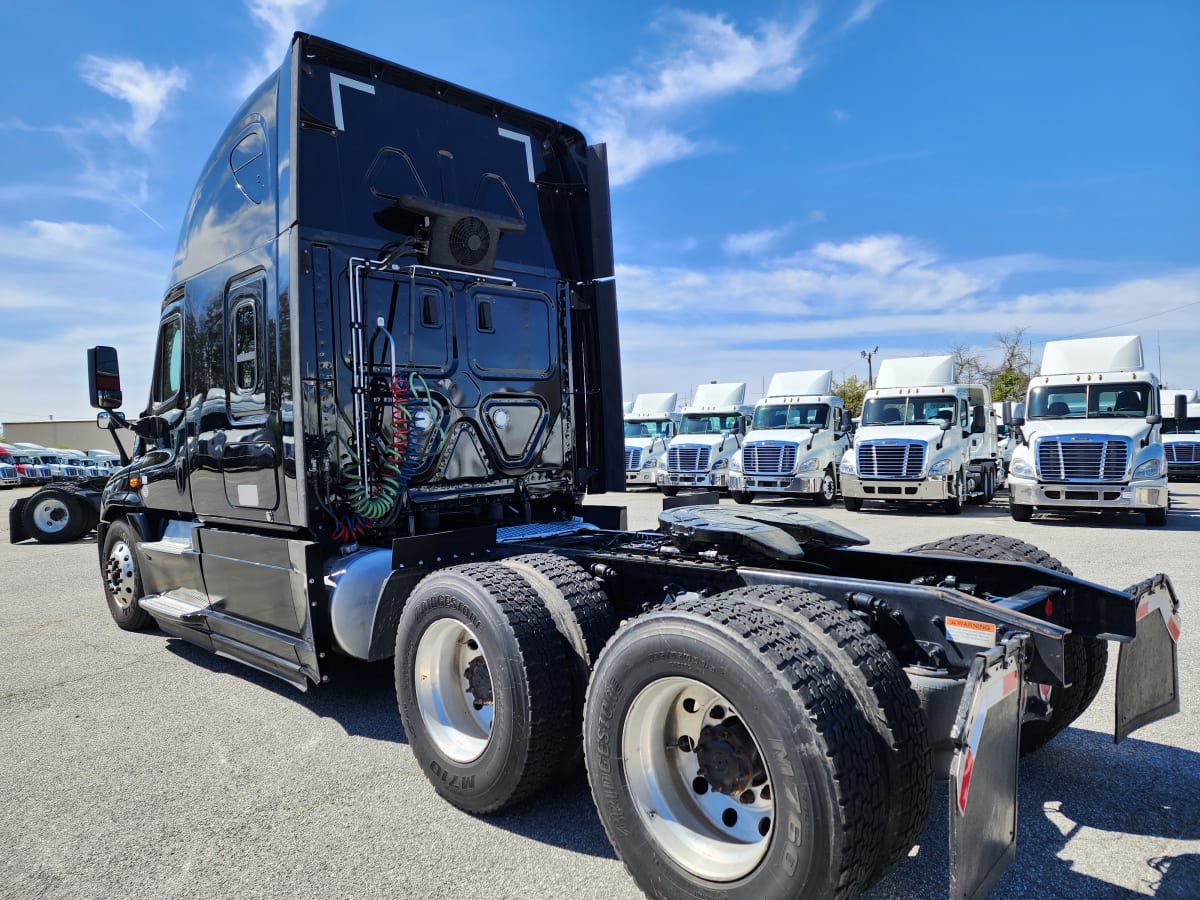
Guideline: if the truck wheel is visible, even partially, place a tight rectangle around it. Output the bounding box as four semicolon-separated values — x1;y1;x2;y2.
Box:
22;488;89;543
812;466;836;506
943;471;965;515
843;496;863;512
395;563;573;813
715;585;932;881
1145;507;1167;527
101;519;153;630
585;598;882;899
499;553;616;774
730;490;753;504
660;486;679;497
903;534;1109;755
1010;502;1033;522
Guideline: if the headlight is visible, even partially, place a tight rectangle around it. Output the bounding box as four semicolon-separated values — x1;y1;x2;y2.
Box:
1009;457;1034;479
1133;458;1162;479
928;458;953;477
711;458;728;471
642;457;656;469
730;453;742;473
797;457;820;473
840;455;856;475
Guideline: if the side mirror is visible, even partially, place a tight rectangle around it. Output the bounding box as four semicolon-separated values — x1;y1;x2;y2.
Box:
87;345;123;410
1013;416;1026;427
940;419;954;432
1146;414;1162;426
1001;401;1013;426
970;405;987;434
96;411;127;429
1175;395;1188;421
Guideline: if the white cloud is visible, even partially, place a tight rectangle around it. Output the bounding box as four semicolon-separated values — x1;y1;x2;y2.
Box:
723;225;792;257
79;56;187;147
238;0;327;97
580;10;816;186
812;234;933;274
845;0;885;30
808;209;827;223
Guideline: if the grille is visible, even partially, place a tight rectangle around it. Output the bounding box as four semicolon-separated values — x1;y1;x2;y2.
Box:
856;441;925;479
667;445;711;472
1166;442;1200;464
1037;438;1129;481
625;447;643;471
742;442;798;475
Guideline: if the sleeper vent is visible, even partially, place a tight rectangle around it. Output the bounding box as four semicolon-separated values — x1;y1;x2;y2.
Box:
448;216;491;267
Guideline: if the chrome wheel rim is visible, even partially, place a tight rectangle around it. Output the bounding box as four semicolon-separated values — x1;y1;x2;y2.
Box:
105;540;137;610
32;498;70;534
413;619;493;763
622;676;774;881
821;470;836;502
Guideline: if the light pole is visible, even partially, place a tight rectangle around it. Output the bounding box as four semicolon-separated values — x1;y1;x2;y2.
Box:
861;346;879;389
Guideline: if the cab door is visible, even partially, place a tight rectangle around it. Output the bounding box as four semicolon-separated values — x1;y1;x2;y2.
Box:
137;296;195;516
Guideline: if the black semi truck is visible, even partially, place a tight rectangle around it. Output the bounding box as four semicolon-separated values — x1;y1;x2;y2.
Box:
77;34;1179;900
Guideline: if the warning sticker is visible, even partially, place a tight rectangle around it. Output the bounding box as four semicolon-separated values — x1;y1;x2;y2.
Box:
945;616;997;648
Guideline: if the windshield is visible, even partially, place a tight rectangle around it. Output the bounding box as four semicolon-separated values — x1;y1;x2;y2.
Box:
624;419;673;438
862;395;958;426
1027;382;1152;420
1164;418;1200;435
680;414;742;435
752;403;829;430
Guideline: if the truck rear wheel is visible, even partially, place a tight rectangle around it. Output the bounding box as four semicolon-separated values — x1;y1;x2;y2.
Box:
22;488;88;543
101;519;153;630
394;563;573;813
812;466;836;506
498;553;616;774
584;597;883;899
718;585;932;881
903;533;1109;755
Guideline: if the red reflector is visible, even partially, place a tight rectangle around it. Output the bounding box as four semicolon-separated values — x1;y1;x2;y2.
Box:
1044;598;1053;617
958;749;974;813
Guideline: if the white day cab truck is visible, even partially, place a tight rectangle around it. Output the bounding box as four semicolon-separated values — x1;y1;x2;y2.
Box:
993;401;1024;486
728;370;851;505
840;355;999;514
622;392;678;488
26;34;1183;900
1007;336;1169;526
657;382;748;496
1161;389;1200;481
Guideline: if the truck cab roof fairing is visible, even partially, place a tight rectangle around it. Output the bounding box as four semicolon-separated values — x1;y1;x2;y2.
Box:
292;34;596;281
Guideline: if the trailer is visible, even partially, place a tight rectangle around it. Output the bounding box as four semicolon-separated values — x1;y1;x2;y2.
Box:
75;33;1179;900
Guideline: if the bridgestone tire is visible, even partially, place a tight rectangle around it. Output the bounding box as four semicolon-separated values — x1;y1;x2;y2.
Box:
717;585;933;882
730;491;753;505
660;486;679;497
22;488;87;543
843;496;863;512
585;596;884;899
100;519;152;630
903;533;1109;755
394;563;573;813
498;553;616;774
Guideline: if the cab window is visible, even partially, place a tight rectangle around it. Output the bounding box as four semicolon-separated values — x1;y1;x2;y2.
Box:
153;316;183;407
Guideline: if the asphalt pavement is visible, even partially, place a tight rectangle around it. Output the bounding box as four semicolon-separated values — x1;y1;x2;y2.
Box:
1;484;1197;898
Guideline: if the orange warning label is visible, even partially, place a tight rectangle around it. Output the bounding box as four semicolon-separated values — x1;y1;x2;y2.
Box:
945;616;997;648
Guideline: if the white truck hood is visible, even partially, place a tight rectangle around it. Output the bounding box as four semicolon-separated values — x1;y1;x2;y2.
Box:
744;428;824;445
672;435;729;451
855;424;948;444
625;437;662;451
1022;418;1154;444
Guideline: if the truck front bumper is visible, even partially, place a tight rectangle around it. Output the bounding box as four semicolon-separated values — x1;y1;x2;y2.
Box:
728;472;821;495
626;468;659;485
1007;477;1168;511
840;473;950;501
658;471;729;489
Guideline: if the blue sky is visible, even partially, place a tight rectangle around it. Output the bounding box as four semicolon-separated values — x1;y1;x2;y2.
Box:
1;0;1197;423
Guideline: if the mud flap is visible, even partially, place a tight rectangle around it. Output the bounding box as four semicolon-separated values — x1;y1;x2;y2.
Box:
1115;575;1181;743
8;498;29;544
949;635;1027;900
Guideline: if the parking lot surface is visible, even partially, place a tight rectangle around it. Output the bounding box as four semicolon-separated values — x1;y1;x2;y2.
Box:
2;485;1197;898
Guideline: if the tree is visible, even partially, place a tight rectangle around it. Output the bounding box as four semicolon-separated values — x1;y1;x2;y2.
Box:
833;375;868;417
951;343;987;386
991;367;1028;402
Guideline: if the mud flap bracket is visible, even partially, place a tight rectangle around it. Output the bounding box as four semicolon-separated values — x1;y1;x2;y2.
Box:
1115;574;1180;743
949;635;1027;900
